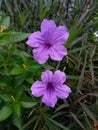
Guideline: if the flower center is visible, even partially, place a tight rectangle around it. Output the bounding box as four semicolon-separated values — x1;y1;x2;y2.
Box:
46;43;53;48
47;82;54;91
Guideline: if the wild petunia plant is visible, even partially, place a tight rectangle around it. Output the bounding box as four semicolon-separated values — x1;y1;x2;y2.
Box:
26;19;71;108
1;0;98;129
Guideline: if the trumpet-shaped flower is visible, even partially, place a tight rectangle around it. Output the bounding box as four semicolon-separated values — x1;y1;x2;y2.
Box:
31;70;71;107
26;19;69;64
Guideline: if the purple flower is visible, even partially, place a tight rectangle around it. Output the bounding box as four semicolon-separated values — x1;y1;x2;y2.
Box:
31;70;71;108
26;19;69;64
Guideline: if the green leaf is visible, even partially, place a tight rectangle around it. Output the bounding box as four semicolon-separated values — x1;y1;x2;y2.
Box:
13;103;21;117
80;103;97;123
0;16;10;28
67;75;80;80
68;45;90;54
10;66;25;75
20;116;38;130
14;50;31;58
25;78;34;84
0;106;12;121
42;63;54;69
0;31;30;43
70;112;86;130
0;93;11;102
33;116;41;130
15;75;25;86
21;101;37;108
12;113;22;129
65;25;82;48
38;0;43;20
54;103;69;113
45;116;70;130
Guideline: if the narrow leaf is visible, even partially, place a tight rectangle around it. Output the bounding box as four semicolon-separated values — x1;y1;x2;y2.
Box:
45;116;70;130
80;103;97;123
70;112;86;130
21;102;37;108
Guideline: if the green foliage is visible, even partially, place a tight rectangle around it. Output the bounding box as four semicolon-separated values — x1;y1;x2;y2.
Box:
0;31;30;43
0;0;98;130
0;16;10;28
0;106;12;121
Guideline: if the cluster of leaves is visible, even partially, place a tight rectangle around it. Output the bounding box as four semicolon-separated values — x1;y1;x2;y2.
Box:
0;0;98;130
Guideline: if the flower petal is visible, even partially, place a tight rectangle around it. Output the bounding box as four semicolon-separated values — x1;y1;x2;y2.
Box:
49;45;67;61
41;70;53;83
42;90;57;108
41;19;56;34
41;19;56;43
33;45;49;64
52;26;69;45
31;81;47;97
53;70;66;85
26;31;45;47
55;85;71;99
